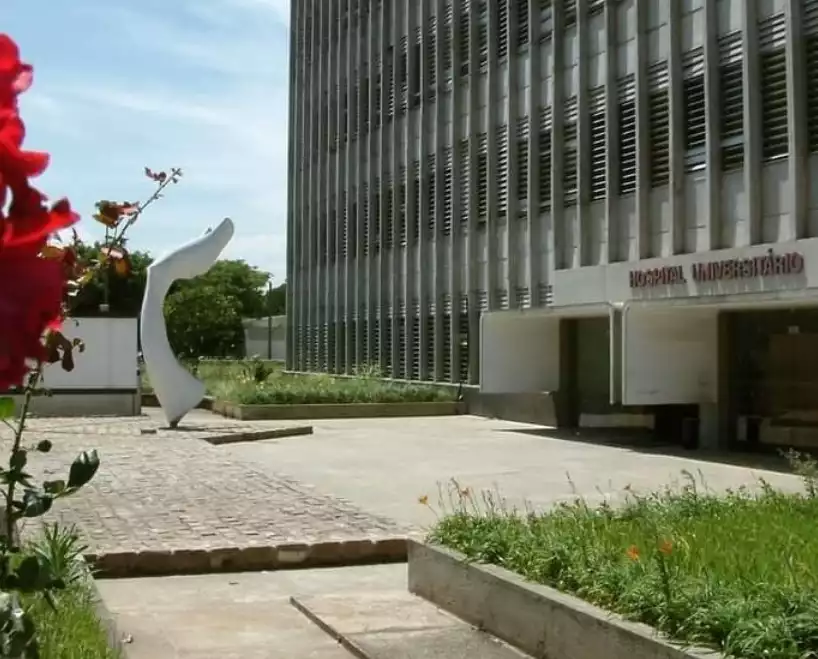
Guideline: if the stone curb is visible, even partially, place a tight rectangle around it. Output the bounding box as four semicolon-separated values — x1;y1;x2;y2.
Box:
81;559;132;658
289;596;371;659
212;400;466;421
407;540;723;659
87;537;408;579
203;424;314;445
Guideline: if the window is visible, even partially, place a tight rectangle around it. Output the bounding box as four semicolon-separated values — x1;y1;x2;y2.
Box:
411;161;421;243
806;0;818;152
347;192;357;258
618;76;636;195
477;134;488;219
385;47;395;119
383;176;393;249
410;38;422;108
351;80;359;142
398;166;407;246
459;0;471;74
383;317;393;375
361;77;370;134
398;37;409;115
441;312;452;381
427;154;437;233
478;2;489;69
539;1;553;40
759;13;788;160
370;182;380;253
647;62;669;187
442;147;453;235
719;31;744;171
497;0;509;60
496;125;509;219
458;139;470;225
410;314;421;379
424;315;435;381
426;17;437;102
373;66;382;128
517;0;529;48
457;296;470;383
563;0;576;28
516;117;530;201
682;48;705;171
443;2;454;73
538;107;552;209
563;98;578;206
396;314;406;379
589;87;606;200
341;85;349;145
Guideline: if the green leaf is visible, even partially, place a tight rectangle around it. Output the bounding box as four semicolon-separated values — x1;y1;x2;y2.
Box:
0;398;14;419
14;556;41;591
42;480;65;496
35;440;52;453
21;491;52;518
67;450;99;489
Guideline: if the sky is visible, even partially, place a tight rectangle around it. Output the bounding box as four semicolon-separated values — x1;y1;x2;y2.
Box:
6;0;290;280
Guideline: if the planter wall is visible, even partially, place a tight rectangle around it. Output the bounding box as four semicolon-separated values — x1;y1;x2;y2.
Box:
212;400;465;421
407;541;722;659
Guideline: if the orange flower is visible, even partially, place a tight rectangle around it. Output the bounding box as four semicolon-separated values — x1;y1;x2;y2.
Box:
417;495;429;506
658;539;673;556
626;545;640;561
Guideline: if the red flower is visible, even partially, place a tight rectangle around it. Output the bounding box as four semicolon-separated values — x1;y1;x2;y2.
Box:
0;34;76;389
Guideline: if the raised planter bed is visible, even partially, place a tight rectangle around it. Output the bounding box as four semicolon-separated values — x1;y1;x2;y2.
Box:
212;400;465;421
407;540;722;659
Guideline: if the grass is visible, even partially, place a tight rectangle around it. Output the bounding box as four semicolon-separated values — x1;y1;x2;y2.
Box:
427;461;818;659
197;359;456;405
25;586;118;659
21;523;118;658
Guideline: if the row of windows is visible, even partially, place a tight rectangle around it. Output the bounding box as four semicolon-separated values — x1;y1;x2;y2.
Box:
300;12;814;177
291;315;473;383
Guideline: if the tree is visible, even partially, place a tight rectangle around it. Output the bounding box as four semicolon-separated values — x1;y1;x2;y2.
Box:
265;281;286;316
164;285;244;359
173;259;269;319
68;241;152;317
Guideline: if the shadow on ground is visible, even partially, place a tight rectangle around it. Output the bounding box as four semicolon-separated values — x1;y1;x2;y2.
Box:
499;426;795;476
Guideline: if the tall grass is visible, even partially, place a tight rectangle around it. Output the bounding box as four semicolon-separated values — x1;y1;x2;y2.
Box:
428;473;818;659
202;360;456;405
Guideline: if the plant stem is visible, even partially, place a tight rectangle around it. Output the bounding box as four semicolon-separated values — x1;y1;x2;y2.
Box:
6;368;41;548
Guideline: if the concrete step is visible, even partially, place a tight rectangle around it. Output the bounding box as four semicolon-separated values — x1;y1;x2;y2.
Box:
291;591;532;659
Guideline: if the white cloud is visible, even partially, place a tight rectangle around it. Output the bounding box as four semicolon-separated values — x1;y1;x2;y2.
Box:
21;0;291;274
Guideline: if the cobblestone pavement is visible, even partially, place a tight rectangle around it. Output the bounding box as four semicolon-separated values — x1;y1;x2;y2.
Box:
1;410;414;575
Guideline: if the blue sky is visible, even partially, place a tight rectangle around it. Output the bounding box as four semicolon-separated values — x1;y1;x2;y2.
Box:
6;0;290;279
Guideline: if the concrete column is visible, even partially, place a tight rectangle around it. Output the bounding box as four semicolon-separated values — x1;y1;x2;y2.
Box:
347;0;360;370
526;0;541;299
486;1;499;310
786;0;807;240
634;0;650;259
506;0;519;306
703;0;721;252
432;0;445;380
576;0;590;266
603;0;617;263
667;0;685;255
467;1;480;384
549;1;565;271
449;4;464;381
418;0;431;381
333;1;344;373
317;0;328;372
404;0;417;379
285;0;302;369
742;0;762;246
306;0;318;370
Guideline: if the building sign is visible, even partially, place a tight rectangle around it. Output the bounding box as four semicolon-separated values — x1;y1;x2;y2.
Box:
629;249;805;289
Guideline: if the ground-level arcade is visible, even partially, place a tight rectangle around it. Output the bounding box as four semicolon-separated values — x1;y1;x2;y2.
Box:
480;239;818;451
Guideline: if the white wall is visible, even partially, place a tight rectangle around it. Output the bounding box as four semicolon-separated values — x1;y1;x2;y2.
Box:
480;313;560;394
40;317;138;390
242;316;287;360
622;307;718;405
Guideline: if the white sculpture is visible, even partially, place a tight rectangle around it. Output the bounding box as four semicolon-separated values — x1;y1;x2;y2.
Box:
140;218;235;427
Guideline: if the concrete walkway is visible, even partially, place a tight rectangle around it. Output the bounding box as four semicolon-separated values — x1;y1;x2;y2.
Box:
224;415;800;530
86;415;801;657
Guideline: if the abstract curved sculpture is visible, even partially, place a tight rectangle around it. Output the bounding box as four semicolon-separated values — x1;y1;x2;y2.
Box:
140;218;235;427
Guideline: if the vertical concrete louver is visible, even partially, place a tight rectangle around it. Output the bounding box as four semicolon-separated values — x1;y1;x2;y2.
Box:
288;0;817;383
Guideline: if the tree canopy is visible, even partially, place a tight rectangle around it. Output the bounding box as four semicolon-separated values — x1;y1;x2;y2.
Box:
69;245;284;358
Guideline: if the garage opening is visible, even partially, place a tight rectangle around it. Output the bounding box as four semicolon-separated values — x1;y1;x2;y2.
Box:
729;308;818;450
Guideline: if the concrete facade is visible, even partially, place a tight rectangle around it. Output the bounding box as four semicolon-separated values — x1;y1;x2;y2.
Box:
287;0;818;444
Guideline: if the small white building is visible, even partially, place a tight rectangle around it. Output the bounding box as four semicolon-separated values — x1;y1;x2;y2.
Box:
242;315;287;361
